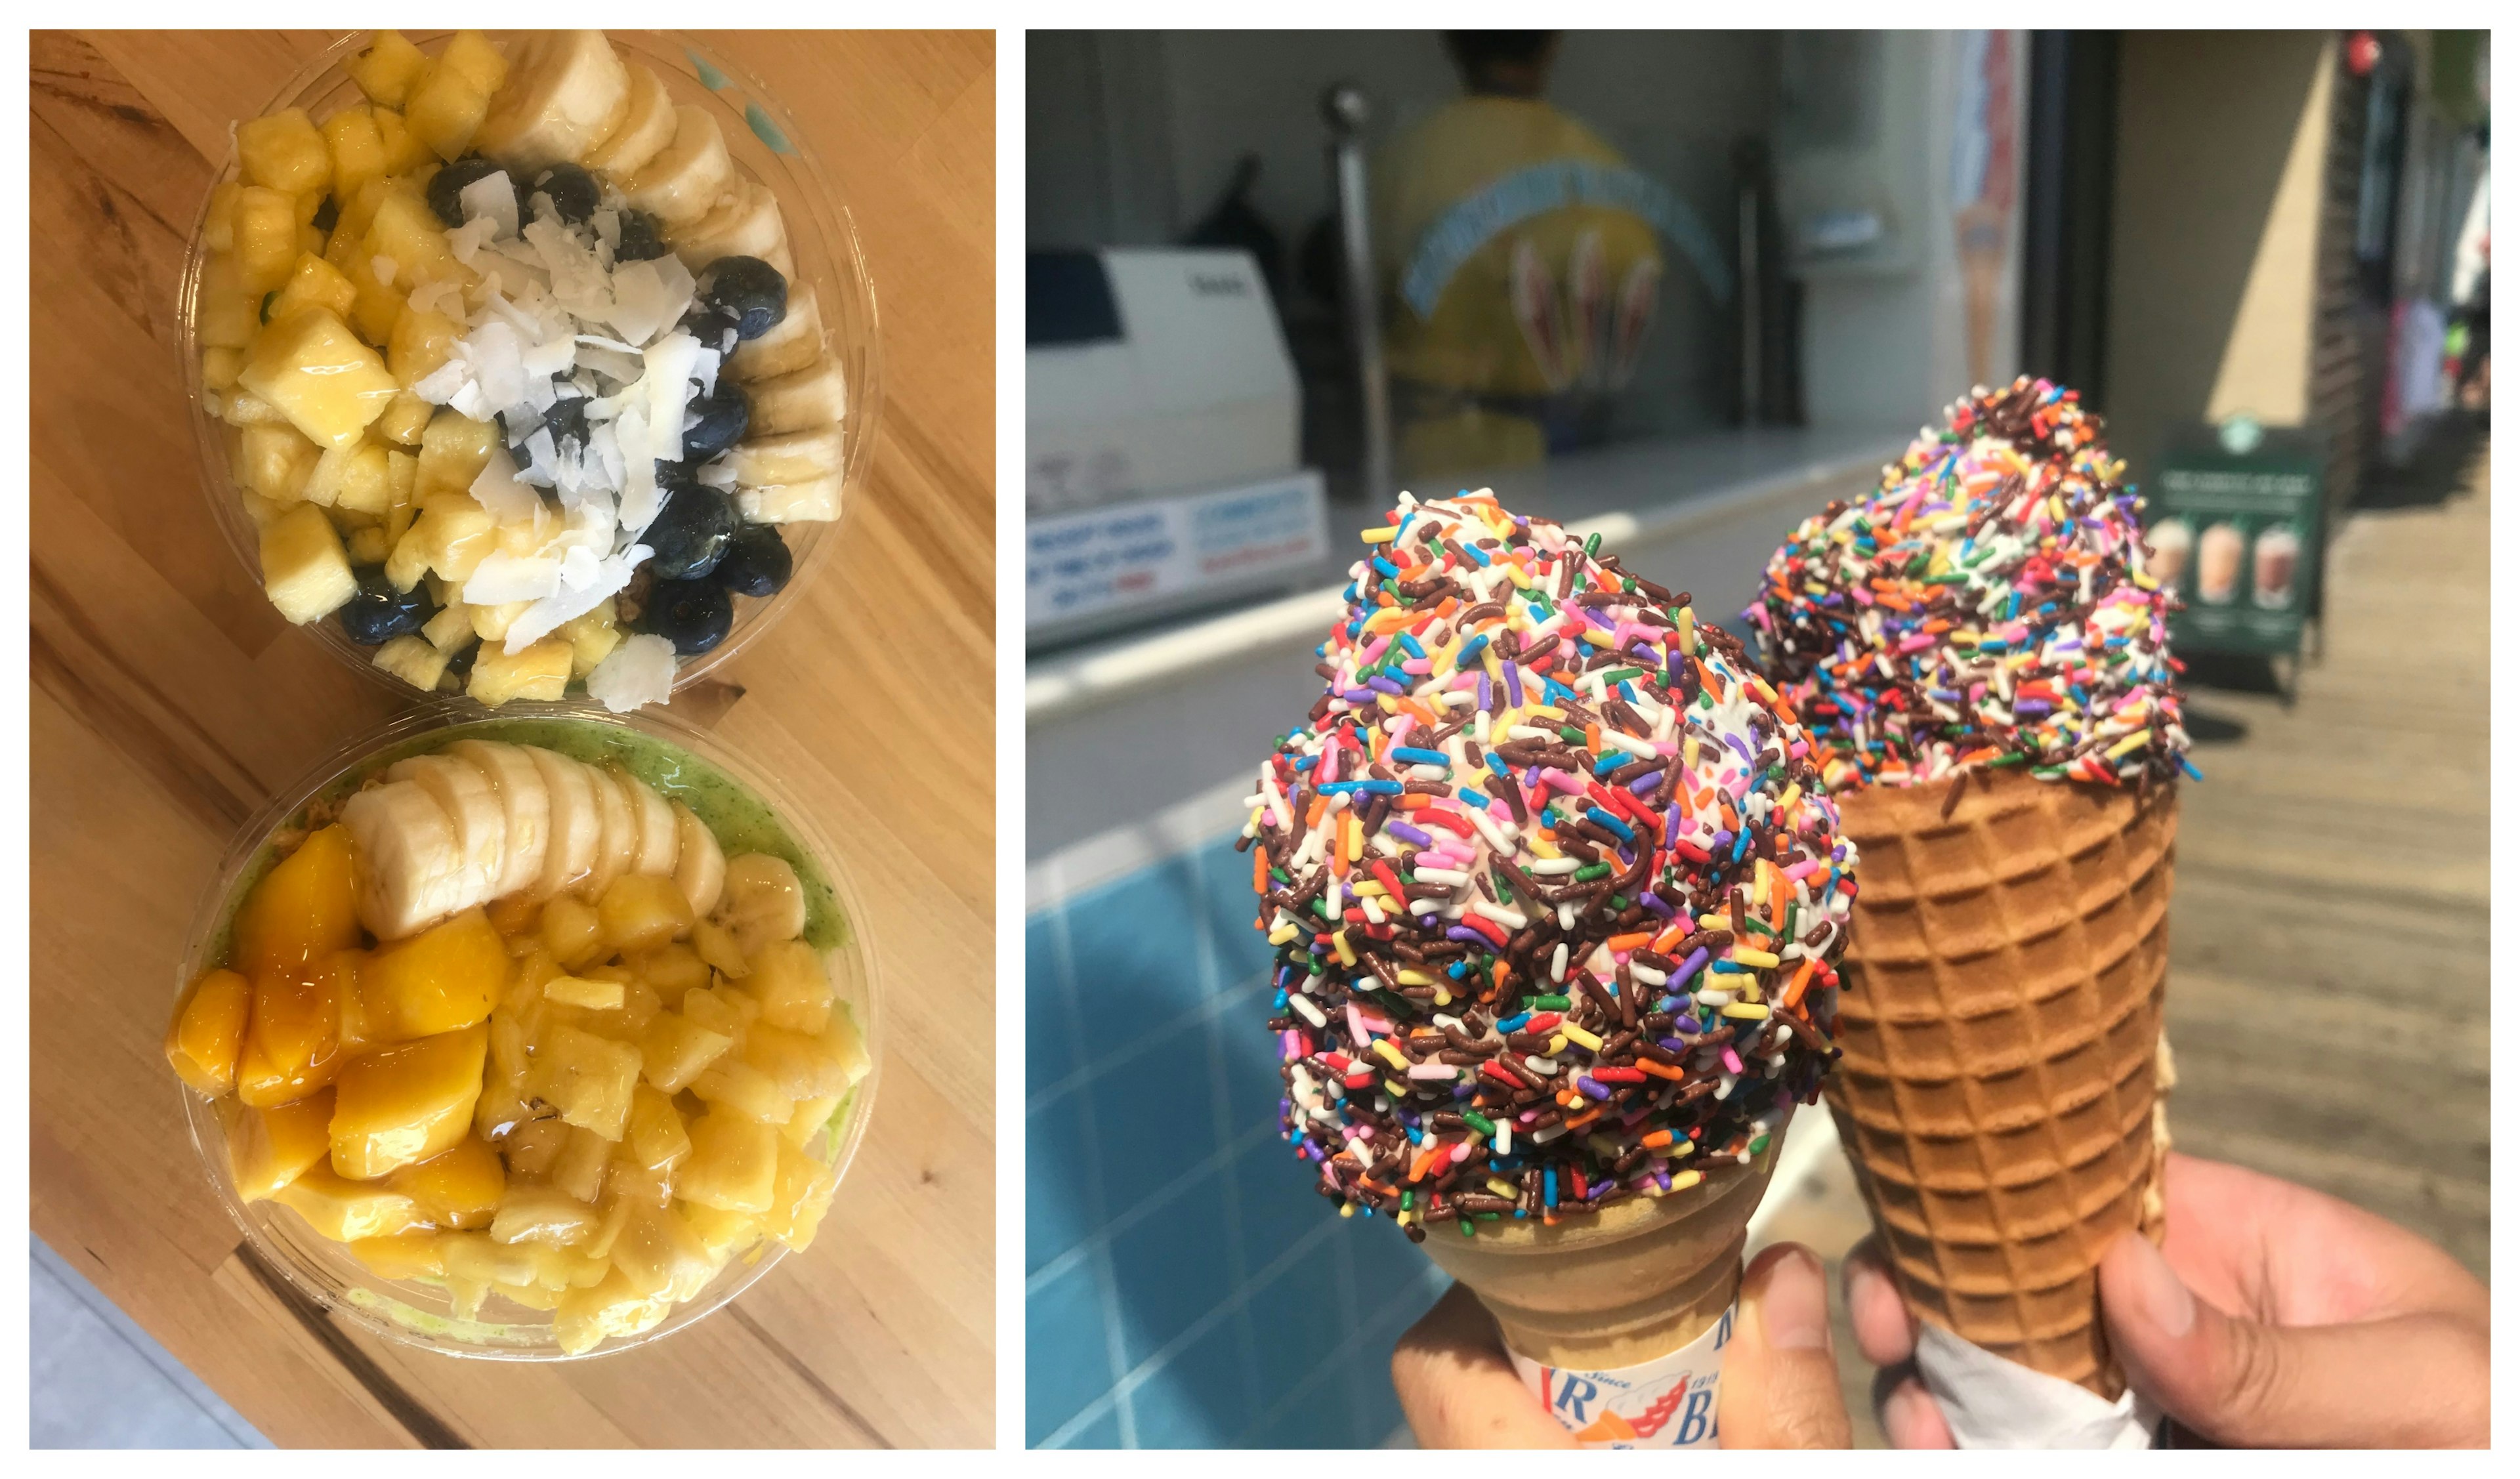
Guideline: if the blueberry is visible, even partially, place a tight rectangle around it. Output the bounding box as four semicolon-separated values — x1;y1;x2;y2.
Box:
644;484;737;581
679;303;742;356
543;394;590;449
311;195;339;236
694;255;788;341
427;156;509;230
640;578;734;655
614;208;669;262
445;642;478;686
531;163;600;226
713;524;793;597
682;381;749;462
338;566;436;646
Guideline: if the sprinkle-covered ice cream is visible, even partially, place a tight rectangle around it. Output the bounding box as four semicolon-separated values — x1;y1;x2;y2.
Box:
1244;491;1858;1242
1746;378;2195;793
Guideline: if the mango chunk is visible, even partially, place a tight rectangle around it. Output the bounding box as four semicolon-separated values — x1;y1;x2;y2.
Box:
228;1087;337;1201
362;907;507;1041
387;1137;505;1230
677;1109;778;1214
329;1024;488;1179
277;1164;421;1241
165;968;251;1095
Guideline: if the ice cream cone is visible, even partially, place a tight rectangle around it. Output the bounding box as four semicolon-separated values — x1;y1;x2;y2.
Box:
1822;770;2177;1397
1421;1112;1788;1373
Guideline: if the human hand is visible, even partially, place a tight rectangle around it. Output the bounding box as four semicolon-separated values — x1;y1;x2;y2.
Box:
1844;1152;2490;1448
1391;1243;1853;1448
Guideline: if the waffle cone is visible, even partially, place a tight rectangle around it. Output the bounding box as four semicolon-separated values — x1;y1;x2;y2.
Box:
1419;1112;1790;1369
1823;770;2177;1397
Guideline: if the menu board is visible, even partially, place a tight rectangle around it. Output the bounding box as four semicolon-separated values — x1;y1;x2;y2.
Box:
2144;419;2325;658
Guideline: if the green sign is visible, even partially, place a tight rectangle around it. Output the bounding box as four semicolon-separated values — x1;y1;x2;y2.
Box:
2144;419;2324;657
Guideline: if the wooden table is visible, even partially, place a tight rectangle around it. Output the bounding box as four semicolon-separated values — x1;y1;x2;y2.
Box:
32;30;995;1448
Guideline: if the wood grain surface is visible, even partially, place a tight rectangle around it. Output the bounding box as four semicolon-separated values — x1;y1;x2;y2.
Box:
31;30;995;1448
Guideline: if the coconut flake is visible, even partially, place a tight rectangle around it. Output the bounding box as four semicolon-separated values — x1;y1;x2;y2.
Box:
413;358;471;406
460;171;520;241
463;551;565;606
642;332;704;467
696;458;740;490
469;445;542;524
586;632;677;712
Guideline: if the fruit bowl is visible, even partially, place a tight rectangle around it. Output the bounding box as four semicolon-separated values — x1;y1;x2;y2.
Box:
175;30;882;710
171;705;882;1359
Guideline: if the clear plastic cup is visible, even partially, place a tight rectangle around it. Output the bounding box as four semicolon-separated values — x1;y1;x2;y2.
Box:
171;705;882;1359
175;30;883;708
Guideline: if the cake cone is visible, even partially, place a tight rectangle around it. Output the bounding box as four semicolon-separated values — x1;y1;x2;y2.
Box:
1420;1113;1788;1448
1822;770;2176;1397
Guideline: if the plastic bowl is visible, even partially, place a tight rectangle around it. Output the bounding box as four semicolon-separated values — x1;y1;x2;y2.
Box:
172;705;882;1359
175;30;882;707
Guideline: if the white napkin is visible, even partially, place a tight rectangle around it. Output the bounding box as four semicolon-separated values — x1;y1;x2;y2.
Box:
1915;1323;2160;1448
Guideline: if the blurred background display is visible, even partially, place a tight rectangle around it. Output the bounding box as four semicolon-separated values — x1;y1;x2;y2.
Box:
1026;28;2489;1448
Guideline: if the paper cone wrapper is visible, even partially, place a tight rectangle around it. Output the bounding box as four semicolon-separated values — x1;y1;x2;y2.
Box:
1419;1113;1789;1445
1823;770;2177;1399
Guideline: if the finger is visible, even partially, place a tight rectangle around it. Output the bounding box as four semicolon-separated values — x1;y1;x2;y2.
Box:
2100;1230;2492;1448
2157;1154;2490;1327
1717;1243;1852;1448
1871;1366;1956;1449
1841;1236;1920;1368
1391;1282;1576;1449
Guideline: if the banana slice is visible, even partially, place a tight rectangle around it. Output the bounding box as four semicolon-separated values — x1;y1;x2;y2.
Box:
726;285;823;383
669;180;788;274
583;762;639;900
743;358;846;438
528;745;602;898
474;30;632;175
729;425;844;488
448;740;551;900
622;771;682;879
387;755;509;904
342;781;475;940
715;852;807;955
587;63;677;178
736;474;842;524
671;802;726;917
623;104;733;227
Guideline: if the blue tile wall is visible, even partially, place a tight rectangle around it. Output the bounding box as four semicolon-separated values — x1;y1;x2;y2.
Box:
1028;831;1451;1448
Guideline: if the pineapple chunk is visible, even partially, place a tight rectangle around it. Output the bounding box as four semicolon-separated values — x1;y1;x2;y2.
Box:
530;1024;643;1140
371;107;436;175
236;823;360;978
501;1116;571;1178
237;108;330;195
742;1023;853;1100
440;31;512;94
239;490;287;530
375;392;434;447
240;423;322;501
362;907;507;1041
422;600;478;655
323;442;393;514
405;59;493;162
196;251;261;348
551;1124;613;1203
469;598;530;643
744;940;833;1035
782;1093;845;1151
328;1024;490;1179
276;1165;421;1242
222;388;293;430
165;968;251;1095
540;894;604;968
388;1137;505;1230
631;942;709;997
690;1056;792;1125
623;1085;692;1172
691;919;749;979
346;1231;446;1280
608;1201;715;1300
203;180;243;253
259;502;357;624
683;982;757;1040
469;636;573;707
266;251;358;325
321;104;388;202
559;600;622;677
415;413;499;497
678;1109;780;1213
761;1140;839;1251
599;873;694;954
679;1202;762;1262
412;493;499;585
234;184;303;294
238;307;399;450
347;30;430;109
554;1267;672;1356
440;1230;540;1287
489;1185;601;1248
372;634;450;692
637;1010;732;1094
822;1002;873;1087
545;975;624;1011
201;345;245;392
387;304;463;390
346;526;390;566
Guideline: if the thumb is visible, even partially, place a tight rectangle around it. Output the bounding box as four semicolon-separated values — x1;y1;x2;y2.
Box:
1717;1243;1853;1448
2099;1232;2490;1448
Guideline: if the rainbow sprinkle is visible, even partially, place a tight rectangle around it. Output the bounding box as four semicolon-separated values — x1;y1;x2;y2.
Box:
1244;491;1858;1242
1745;377;2195;793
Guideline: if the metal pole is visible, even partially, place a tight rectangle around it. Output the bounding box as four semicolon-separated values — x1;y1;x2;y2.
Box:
1324;82;1393;506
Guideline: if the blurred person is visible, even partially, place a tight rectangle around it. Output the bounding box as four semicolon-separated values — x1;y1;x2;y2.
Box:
1372;31;1667;480
1393;1154;2489;1448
